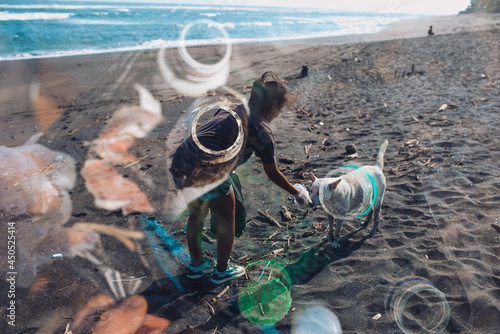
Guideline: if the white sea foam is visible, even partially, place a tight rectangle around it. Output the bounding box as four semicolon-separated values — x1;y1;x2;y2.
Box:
208;22;235;29
68;19;132;26
0;4;260;12
0;4;126;10
240;21;272;27
0;39;179;61
0;12;73;21
0;34;238;61
139;39;179;49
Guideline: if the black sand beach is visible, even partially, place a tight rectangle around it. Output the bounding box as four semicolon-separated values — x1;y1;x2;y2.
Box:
1;13;500;333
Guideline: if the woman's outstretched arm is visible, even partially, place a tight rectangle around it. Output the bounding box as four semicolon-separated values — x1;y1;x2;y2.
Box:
262;161;299;195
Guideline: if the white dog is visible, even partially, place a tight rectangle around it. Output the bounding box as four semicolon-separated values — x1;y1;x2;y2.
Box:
310;140;388;248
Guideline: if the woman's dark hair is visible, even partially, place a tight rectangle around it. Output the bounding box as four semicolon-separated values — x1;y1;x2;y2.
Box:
248;71;289;113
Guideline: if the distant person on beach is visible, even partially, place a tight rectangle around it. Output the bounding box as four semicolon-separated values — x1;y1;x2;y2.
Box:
428;25;434;36
169;71;312;284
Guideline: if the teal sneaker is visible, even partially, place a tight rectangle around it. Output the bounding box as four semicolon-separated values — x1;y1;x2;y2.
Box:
210;263;246;284
187;258;215;279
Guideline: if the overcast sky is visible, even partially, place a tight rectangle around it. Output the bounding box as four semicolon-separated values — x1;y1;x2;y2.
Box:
87;0;471;15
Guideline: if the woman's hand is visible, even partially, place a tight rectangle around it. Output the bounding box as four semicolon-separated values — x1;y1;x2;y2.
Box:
293;184;313;208
262;162;312;208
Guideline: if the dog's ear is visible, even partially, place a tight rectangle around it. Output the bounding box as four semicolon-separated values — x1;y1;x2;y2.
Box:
328;179;341;191
310;173;316;182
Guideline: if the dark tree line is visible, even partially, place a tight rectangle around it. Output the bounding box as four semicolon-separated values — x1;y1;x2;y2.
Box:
462;0;500;13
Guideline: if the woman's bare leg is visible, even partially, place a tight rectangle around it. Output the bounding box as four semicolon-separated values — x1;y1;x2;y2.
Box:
186;198;209;267
208;192;236;272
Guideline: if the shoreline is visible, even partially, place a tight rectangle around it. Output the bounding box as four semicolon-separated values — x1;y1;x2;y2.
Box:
0;12;418;63
1;13;499;63
1;13;499;148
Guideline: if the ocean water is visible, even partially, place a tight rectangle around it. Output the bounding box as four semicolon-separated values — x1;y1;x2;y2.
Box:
0;0;418;61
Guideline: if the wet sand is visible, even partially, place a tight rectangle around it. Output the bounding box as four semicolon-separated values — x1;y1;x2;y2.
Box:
1;13;500;333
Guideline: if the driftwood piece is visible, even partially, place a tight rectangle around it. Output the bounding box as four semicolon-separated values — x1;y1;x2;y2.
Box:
202;233;214;243
437;103;458;112
405;115;420;125
266;230;281;240
257;209;283;228
304;144;312;157
404;147;430;161
273;248;285;255
217;286;230;299
254;238;293;241
160;94;184;102
398;157;433;178
280;206;293;222
278;157;295;164
73;222;143;252
297;106;311;117
64;324;72;334
337;152;358;161
204;300;215;315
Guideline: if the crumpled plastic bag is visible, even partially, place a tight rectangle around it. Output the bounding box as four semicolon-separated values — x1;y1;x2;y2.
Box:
81;159;155;215
82;85;161;214
0;135;75;223
0;134;98;287
90;84;164;165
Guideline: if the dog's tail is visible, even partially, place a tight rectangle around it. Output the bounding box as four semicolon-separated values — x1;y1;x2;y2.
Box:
375;140;389;169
